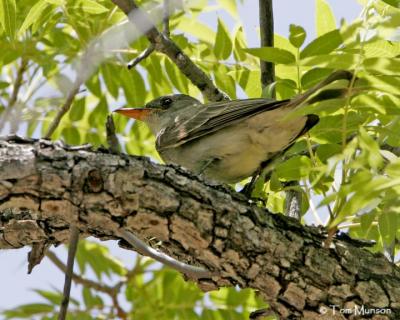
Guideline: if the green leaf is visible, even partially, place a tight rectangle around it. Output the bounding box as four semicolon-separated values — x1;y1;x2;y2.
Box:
315;0;336;36
214;18;232;60
289;24;306;48
82;287;103;309
229;68;261;98
121;68;146;107
101;63;119;99
312;112;362;144
301;53;358;69
214;64;236;99
0;0;16;40
0;81;9;89
145;55;173;97
316;144;341;163
86;73;102;97
275;156;313;181
62;126;81;145
27;120;39;137
85;131;102;147
378;211;398;246
269;172;283;191
75;0;108;14
165;58;189;93
275;79;297;99
358;127;383;169
300;29;342;58
385;159;400;178
275;34;297;55
227;288;250;307
3;303;54;318
33;290;61;305
233;26;247;61
251;174;267;199
364;57;400;75
244;47;296;64
330;175;400;226
32;3;56;34
363;40;400;58
69;97;86;122
33;289;79;306
76;240;125;280
301;68;332;89
381;0;400;8
296;97;346;118
88;96;108;128
361;74;400;96
18;0;51;36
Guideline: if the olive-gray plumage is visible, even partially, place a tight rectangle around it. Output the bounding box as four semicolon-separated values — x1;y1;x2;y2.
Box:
140;95;316;183
115;71;353;184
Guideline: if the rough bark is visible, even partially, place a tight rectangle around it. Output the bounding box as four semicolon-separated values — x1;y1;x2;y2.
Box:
1;136;399;319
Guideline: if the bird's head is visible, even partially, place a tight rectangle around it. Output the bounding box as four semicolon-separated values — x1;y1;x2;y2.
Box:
114;94;201;134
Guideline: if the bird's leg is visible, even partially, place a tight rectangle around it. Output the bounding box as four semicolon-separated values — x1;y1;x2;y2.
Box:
241;168;262;198
241;156;278;198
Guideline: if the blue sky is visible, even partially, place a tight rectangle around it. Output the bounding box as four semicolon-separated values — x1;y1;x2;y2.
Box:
0;0;363;312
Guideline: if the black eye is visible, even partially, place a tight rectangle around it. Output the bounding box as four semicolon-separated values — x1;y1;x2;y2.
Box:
160;97;173;108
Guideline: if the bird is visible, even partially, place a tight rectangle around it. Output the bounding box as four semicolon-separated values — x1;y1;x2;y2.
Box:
115;70;352;184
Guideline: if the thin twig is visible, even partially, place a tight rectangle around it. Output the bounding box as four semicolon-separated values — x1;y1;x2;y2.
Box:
9;59;28;108
258;0;275;91
0;58;28;131
106;115;121;153
110;0;227;102
118;229;215;279
245;0;275;197
44;82;81;139
46;250;115;294
47;249;130;318
127;44;155;69
58;226;80;320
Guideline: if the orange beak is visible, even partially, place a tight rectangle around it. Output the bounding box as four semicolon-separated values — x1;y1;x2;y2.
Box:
113;108;156;121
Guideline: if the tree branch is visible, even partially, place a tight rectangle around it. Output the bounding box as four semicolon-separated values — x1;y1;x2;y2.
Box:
110;0;227;102
258;0;275;90
1;136;399;319
127;44;155;69
58;226;79;320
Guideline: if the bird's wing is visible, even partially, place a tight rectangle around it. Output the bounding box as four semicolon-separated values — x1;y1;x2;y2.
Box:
156;98;290;150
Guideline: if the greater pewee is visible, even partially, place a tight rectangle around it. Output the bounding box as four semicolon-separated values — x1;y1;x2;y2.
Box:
115;70;352;184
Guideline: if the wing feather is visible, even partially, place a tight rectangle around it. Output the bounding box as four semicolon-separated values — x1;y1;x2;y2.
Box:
156;98;290;150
